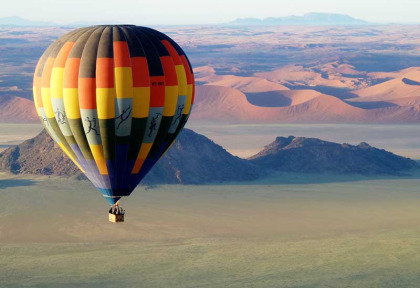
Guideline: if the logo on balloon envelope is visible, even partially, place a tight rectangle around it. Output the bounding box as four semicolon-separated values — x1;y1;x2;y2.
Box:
115;98;133;137
32;25;195;215
116;105;132;130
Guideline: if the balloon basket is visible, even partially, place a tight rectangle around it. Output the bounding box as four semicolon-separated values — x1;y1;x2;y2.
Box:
109;213;124;223
108;202;125;223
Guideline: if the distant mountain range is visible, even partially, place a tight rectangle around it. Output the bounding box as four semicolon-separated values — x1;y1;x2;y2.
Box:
0;13;370;27
0;16;56;27
228;13;369;26
0;16;119;27
0;129;417;184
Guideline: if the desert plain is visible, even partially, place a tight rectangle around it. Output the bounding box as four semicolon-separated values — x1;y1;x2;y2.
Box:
1;22;420;287
1;170;420;288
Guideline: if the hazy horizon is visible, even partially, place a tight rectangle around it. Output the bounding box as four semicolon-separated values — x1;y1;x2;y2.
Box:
2;0;420;25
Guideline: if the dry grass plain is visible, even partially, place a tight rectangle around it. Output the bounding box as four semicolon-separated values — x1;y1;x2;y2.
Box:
1;172;420;287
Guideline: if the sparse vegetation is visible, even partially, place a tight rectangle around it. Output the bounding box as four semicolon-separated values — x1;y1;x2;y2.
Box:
1;173;420;287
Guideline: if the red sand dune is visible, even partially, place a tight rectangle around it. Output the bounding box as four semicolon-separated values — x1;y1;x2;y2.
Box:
194;65;217;78
191;85;366;122
354;68;420;100
207;75;289;92
254;65;357;88
245;90;321;107
191;85;279;121
322;62;361;75
0;95;38;123
191;85;420;123
194;65;289;92
193;65;223;83
385;96;420;107
3;65;419;124
367;67;420;80
255;65;321;82
347;95;420;109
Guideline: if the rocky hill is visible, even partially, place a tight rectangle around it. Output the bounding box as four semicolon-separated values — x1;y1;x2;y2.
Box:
0;129;261;184
249;136;418;175
0;129;83;178
1;130;418;183
145;129;261;184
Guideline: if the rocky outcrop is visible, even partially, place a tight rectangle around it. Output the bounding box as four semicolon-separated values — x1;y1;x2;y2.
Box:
248;136;418;175
148;129;261;184
0;129;81;177
1;131;418;183
0;129;262;184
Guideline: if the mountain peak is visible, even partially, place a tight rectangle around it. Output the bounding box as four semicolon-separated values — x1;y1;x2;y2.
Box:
357;142;372;149
0;16;56;26
252;136;335;158
273;136;295;148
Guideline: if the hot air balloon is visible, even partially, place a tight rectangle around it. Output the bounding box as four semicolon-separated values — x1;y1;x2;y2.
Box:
32;25;194;222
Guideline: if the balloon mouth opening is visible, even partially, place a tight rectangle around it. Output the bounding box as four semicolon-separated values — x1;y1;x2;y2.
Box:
104;196;122;205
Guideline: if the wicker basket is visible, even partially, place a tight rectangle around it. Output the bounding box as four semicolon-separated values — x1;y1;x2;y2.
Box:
109;213;124;223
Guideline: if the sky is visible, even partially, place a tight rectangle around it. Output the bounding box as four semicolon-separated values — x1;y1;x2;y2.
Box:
2;0;420;25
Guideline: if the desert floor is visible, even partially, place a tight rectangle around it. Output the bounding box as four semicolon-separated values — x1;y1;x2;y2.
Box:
1;172;420;287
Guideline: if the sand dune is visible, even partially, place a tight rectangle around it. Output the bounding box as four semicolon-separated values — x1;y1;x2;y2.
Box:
0;95;38;122
367;67;420;80
194;65;289;92
191;85;367;122
193;65;224;83
194;65;218;79
282;94;367;122
400;68;420;82
245;90;321;107
207;75;289;92
192;85;420;123
254;65;359;89
292;97;420;123
190;85;280;121
255;65;321;82
321;62;361;76
3;64;420;124
354;68;420;100
347;95;420;109
386;95;420;107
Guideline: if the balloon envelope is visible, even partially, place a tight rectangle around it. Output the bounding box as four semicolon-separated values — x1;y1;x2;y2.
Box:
33;25;195;204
